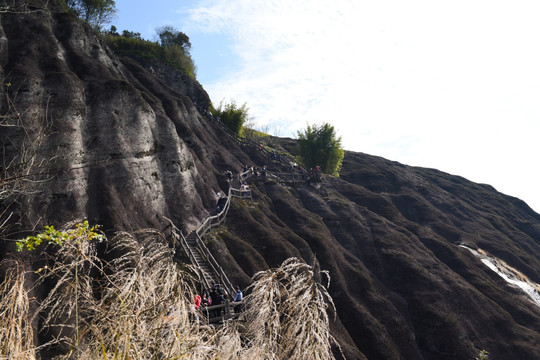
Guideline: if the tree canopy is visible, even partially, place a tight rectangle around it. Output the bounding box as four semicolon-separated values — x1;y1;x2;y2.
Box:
156;26;191;53
297;123;344;176
65;0;117;31
211;100;251;135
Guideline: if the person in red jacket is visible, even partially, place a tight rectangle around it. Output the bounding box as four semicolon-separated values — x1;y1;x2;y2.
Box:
192;294;202;323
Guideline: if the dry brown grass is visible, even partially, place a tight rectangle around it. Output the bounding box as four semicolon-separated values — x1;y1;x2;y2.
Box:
242;257;339;360
0;260;36;360
1;226;337;359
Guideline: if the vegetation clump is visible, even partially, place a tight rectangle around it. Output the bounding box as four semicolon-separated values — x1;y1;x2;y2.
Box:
243;257;340;360
211;100;252;136
297;122;344;176
60;0;197;78
15;220;103;251
102;25;197;79
2;223;338;359
476;350;489;359
62;0;117;31
0;260;35;359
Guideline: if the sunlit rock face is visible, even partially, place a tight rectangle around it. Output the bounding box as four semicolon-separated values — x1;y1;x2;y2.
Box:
1;2;539;360
0;1;247;234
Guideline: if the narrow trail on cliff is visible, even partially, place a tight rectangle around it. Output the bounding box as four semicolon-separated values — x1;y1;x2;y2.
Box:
167;113;327;324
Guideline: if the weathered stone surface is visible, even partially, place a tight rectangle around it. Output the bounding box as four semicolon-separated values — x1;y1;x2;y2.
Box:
0;1;248;235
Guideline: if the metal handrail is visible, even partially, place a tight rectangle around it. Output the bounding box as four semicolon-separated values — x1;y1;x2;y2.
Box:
166;218;194;265
200;300;244;324
166;113;313;323
193;231;235;296
231;187;252;199
165;218;213;290
166;135;258;299
193;186;237;296
197;186;232;238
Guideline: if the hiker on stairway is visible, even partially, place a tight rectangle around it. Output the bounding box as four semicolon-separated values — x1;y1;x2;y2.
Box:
233;286;243;313
194;294;202;310
233;287;243;301
210;287;223;317
193;294;202;323
216;196;227;213
202;292;211;306
201;292;208;306
216;283;229;301
241;182;250;197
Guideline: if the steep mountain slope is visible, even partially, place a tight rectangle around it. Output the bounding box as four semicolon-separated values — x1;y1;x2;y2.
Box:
213;152;540;360
0;2;539;359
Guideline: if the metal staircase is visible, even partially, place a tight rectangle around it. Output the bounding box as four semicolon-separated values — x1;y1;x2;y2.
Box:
162;114;318;323
167;120;310;296
167;183;252;297
185;231;215;290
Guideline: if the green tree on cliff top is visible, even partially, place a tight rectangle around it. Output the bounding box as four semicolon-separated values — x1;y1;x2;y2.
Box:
297;123;344;176
211;100;251;135
65;0;117;31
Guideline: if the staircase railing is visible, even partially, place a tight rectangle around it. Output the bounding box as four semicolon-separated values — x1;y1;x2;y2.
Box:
167;120;305;295
231;187;252;199
166;218;195;265
164;114;312;323
193;184;248;297
165;218;214;291
197;187;233;237
162;113;314;323
202;301;243;324
192;231;235;297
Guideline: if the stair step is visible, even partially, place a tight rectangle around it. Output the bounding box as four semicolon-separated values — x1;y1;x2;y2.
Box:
176;217;235;300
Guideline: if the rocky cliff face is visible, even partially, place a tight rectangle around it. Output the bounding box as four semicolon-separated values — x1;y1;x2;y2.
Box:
1;2;539;359
0;0;248;235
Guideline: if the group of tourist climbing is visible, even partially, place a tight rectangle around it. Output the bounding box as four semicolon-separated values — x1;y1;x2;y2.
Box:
242;164;267;179
193;283;244;321
222;158;321;204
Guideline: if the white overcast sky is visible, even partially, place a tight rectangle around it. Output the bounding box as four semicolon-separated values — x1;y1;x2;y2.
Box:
113;0;540;213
